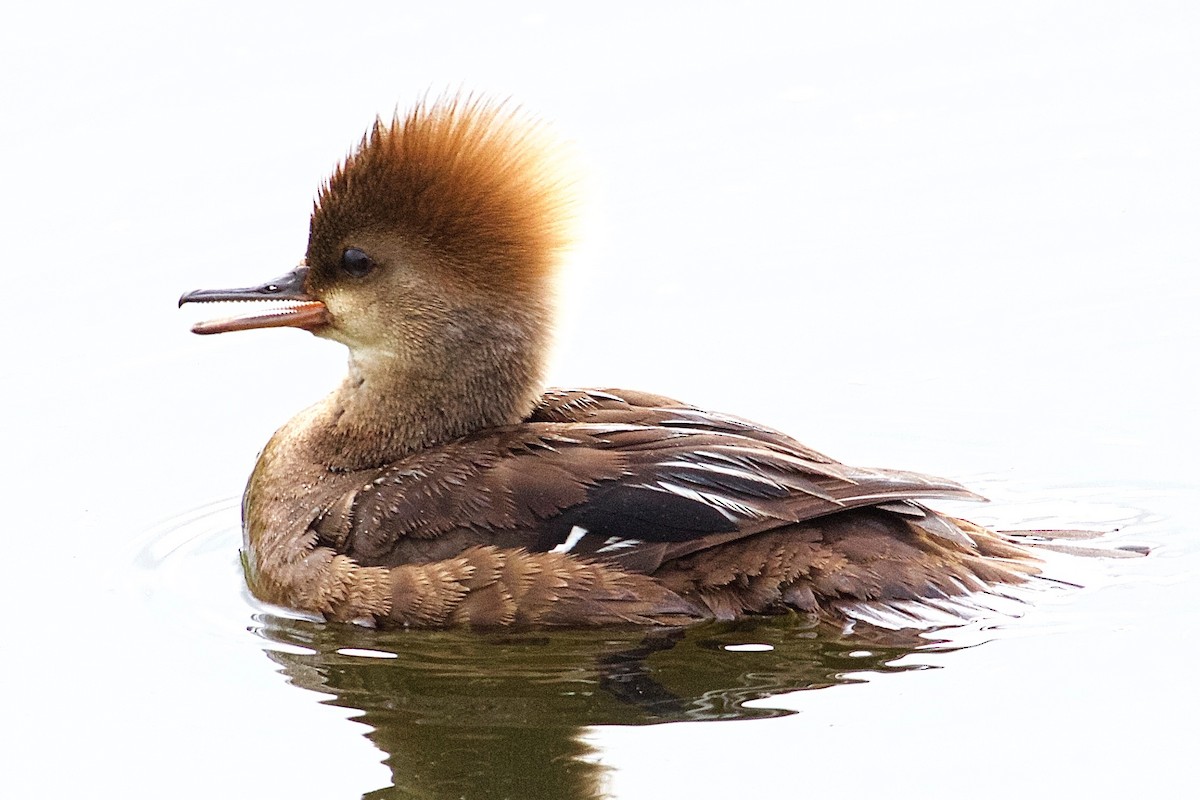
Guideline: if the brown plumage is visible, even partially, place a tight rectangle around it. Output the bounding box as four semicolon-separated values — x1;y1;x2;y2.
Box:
308;96;571;295
180;95;1040;628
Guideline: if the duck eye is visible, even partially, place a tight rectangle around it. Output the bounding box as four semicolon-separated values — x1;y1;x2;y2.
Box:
340;248;375;278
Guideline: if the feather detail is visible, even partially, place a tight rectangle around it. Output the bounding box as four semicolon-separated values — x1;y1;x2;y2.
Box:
271;389;1043;627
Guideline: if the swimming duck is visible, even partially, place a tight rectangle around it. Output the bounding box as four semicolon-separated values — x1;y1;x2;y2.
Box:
180;95;1037;628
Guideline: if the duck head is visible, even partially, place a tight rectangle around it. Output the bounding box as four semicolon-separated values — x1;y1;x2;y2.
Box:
180;96;574;452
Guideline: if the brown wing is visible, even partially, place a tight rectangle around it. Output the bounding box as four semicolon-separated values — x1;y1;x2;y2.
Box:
314;389;984;575
529;388;838;461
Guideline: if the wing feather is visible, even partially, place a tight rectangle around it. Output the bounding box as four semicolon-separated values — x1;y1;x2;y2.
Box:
323;389;986;572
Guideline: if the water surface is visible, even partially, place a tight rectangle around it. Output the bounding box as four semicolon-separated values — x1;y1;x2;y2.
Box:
120;478;1180;798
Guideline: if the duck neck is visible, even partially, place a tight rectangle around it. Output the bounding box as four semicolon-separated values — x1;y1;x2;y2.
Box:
302;326;550;471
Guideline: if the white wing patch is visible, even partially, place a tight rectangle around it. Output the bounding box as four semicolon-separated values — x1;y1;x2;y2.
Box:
550;525;588;554
596;536;642;553
549;526;647;556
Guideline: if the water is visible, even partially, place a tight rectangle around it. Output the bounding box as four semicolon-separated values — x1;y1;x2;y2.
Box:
4;3;1198;798
117;480;1179;798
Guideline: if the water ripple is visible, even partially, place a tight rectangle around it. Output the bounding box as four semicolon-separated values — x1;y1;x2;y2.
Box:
127;480;1180;798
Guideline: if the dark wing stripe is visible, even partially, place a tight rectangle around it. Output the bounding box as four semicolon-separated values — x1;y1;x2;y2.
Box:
643;480;767;521
560;484;739;542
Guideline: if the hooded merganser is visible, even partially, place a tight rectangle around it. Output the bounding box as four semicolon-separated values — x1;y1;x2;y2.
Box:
180;95;1037;627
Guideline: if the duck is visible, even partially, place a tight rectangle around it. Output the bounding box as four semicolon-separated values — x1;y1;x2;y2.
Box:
179;94;1038;628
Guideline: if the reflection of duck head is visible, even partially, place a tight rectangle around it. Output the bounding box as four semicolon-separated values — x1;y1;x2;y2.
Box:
256;614;944;799
181;95;1039;628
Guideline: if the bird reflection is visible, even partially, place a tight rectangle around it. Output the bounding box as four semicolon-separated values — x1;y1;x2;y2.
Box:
252;613;957;799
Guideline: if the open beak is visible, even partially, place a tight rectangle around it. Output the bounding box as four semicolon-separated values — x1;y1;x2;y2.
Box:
178;265;332;335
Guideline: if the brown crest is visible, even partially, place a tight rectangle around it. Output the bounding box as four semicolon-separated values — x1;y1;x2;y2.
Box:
307;94;574;287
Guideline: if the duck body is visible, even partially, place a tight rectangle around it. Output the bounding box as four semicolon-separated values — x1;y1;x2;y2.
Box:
181;95;1037;628
243;385;1035;627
